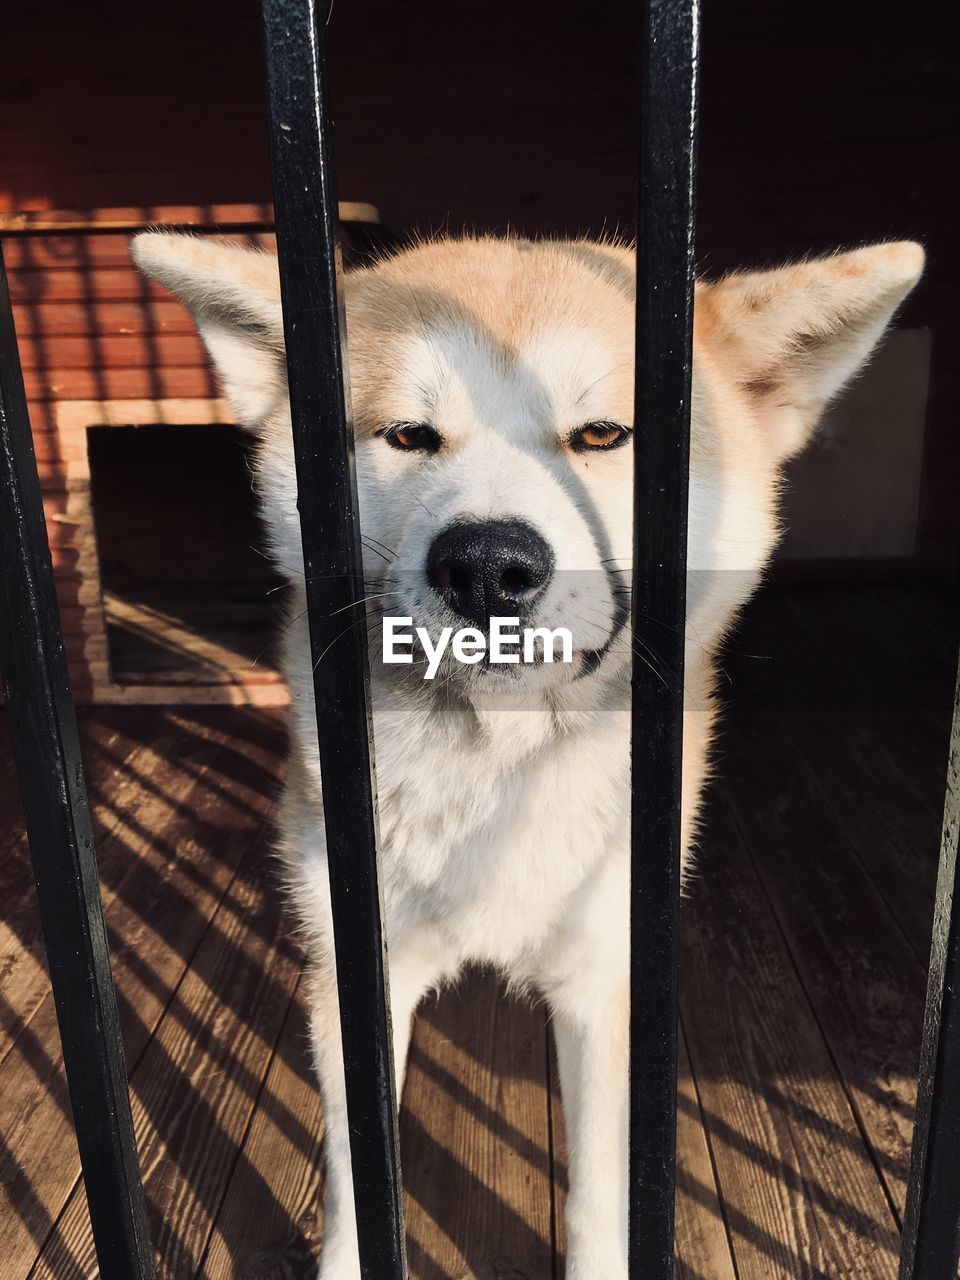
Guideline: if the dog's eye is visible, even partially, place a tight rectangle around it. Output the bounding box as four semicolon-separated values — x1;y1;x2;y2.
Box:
380;421;443;453
568;421;632;453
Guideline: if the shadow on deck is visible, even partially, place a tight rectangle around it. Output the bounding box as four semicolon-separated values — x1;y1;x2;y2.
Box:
0;580;957;1279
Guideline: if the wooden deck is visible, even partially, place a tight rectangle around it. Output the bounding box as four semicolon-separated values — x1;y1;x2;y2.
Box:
1;581;957;1279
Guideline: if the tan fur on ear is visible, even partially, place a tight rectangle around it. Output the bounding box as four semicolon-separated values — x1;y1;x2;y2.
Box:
696;241;924;461
132;232;286;428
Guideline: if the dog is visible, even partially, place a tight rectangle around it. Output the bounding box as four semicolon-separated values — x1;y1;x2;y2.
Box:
133;230;922;1279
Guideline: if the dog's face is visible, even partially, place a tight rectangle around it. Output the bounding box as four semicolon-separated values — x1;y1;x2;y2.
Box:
342;240;640;694
133;233;922;705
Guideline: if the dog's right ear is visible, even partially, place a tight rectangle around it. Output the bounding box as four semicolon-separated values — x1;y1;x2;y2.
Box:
132;232;286;429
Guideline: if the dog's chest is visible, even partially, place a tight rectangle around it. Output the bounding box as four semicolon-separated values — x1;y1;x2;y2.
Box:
373;706;629;960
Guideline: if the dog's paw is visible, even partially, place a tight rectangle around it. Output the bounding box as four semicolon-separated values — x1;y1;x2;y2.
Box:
564;1243;628;1280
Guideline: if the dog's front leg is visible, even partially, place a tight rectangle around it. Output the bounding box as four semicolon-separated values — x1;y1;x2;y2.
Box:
306;945;440;1279
308;931;450;1280
551;975;630;1280
305;956;363;1280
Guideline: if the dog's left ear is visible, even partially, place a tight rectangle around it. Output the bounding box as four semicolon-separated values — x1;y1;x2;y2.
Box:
696;241;924;461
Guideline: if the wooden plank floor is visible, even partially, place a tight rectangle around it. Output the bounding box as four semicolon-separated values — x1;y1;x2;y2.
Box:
0;581;957;1279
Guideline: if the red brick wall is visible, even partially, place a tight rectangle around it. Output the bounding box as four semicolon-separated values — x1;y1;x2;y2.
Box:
3;213;272;696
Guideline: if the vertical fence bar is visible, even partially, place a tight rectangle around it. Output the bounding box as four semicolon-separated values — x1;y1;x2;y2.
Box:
259;3;406;1277
0;247;155;1278
898;665;960;1280
629;2;700;1277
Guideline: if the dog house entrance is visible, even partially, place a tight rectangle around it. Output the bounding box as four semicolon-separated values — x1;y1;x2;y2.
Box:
88;423;286;697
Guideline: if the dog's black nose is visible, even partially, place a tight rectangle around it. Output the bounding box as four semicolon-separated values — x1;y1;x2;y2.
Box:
426;519;554;626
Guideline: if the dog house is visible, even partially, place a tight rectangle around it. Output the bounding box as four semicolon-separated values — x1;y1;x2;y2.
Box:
1;205;383;704
0;2;958;1278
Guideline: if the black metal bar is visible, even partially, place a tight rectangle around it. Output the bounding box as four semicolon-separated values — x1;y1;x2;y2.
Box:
898;665;960;1280
629;2;700;1277
0;247;155;1278
259;4;406;1278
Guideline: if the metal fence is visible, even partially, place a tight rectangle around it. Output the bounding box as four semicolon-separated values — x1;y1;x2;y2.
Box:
0;1;957;1278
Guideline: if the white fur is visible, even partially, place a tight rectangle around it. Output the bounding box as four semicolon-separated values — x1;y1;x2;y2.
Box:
132;231;923;1279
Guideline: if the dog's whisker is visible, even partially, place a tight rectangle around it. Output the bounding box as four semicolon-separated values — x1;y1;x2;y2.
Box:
328;590;399;618
576;611;673;689
621;639;674;690
265;569;377;596
248;543;303;575
310;612;379;669
406;487;438;520
578;606;670;669
362;534;398;558
360;540;395;565
277;605;309;636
